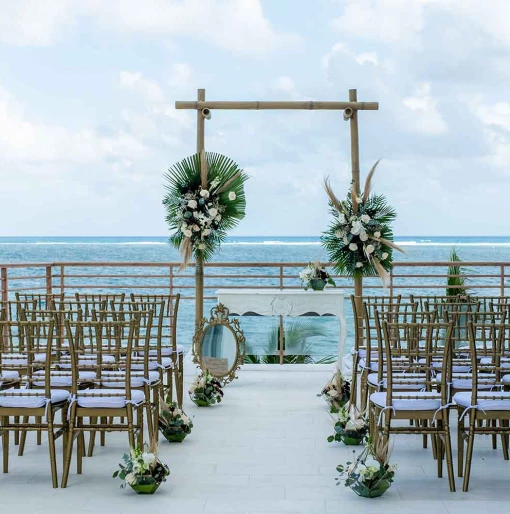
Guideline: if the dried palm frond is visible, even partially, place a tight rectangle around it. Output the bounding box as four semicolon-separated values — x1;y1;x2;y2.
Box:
362;159;380;204
217;171;240;194
374;236;406;254
372;256;389;288
373;436;394;467
324;177;348;215
200;149;208;188
178;238;193;271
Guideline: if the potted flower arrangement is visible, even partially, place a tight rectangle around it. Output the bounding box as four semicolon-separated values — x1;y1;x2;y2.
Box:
318;369;350;413
159;396;193;442
189;370;224;407
113;438;170;494
328;406;368;446
299;261;336;291
336;438;396;498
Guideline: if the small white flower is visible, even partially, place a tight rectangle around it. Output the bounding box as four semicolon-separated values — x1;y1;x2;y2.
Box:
193;211;199;219
181;415;190;424
142;452;156;468
183;229;192;238
338;213;346;223
200;189;209;198
187;199;197;209
354;418;366;431
342;236;348;245
359;232;368;242
335;230;344;238
356;262;363;268
126;472;137;485
189;384;196;393
215;214;222;222
357;196;363;203
350;221;363;235
382;252;389;260
208;207;218;218
202;228;211;236
365;244;375;254
228;191;236;201
327;389;338;398
192;224;200;232
197;243;205;250
360;214;370;223
349;243;357;251
374;231;381;238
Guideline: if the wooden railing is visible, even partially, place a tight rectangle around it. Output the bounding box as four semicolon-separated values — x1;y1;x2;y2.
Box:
0;261;508;300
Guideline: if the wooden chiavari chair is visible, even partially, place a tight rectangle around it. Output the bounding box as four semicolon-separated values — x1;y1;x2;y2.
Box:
370;320;456;492
130;294;182;406
454;321;510;491
0;319;69;488
61;318;145;488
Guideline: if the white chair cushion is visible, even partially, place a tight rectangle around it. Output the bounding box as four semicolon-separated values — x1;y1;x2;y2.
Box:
368;373;426;391
454;391;510;411
501;375;510;384
77;389;145;409
59;354;115;369
419;358;470;373
359;358;378;372
370;391;442;411
0;370;20;387
148;344;184;357
2;357;28;367
100;371;159;388
33;370;96;387
437;372;495;390
480;357;510;369
0;389;69;408
130;357;172;371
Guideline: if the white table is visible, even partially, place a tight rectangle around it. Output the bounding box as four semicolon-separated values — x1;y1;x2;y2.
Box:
215;289;346;363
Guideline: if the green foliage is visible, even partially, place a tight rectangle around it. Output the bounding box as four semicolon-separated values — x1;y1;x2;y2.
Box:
163;152;248;262
446;246;469;296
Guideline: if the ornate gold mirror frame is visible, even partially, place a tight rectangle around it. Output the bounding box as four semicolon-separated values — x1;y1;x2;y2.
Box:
192;304;246;385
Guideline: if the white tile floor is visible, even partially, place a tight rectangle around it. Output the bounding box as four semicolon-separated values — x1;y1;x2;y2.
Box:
2;363;510;513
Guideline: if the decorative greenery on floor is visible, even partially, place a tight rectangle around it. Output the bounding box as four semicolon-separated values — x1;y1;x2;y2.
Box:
318;369;351;413
159;397;194;442
336;437;396;498
189;370;224;406
328;405;368;445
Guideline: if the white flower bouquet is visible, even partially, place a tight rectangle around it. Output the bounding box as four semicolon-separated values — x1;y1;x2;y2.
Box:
159;397;194;442
189;370;224;407
318;369;351;413
328;405;368;446
299;261;336;291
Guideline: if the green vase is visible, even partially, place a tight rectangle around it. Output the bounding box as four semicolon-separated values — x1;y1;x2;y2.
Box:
310;279;326;291
193;398;212;407
351;478;392;498
342;432;365;446
129;476;161;494
161;430;187;442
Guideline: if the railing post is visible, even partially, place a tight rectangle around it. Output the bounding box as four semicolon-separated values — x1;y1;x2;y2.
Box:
169;265;174;296
1;267;8;350
501;264;505;297
60;265;65;297
389;265;394;298
45;265;53;298
279;265;283;289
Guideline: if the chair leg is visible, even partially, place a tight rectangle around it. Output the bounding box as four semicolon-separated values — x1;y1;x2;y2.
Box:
500;419;509;460
422;420;428;449
457;410;464;477
360;371;369;414
87;417;97;457
492;419;498;450
100;417;107;446
462;416;476;492
2;416;8;473
14;416;20;446
443;422;456;492
77;424;84;475
47;413;58;489
61;420;75;488
18;416;29;456
436;430;443;479
36;416;42;445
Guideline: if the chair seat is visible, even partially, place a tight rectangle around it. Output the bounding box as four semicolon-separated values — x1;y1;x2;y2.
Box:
33;370;96;387
437;372;495;390
77;389;145;409
359;359;378;372
1;357;28;368
368;373;426;390
370;391;442;411
453;391;510;411
480;357;510;368
501;375;510;384
418;358;470;373
148;344;184;357
59;354;115;369
130;357;172;371
100;371;160;388
0;389;69;408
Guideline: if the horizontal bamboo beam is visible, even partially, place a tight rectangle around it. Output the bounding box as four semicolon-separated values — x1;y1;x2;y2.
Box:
175;100;379;111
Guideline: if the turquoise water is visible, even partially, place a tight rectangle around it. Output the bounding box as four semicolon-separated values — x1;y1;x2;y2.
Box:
1;235;509;356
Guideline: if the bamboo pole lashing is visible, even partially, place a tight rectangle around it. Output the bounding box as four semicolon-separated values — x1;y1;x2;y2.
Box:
175;100;379;111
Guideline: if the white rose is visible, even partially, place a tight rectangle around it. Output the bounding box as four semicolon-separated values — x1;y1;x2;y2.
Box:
338;213;346;224
343;236;348;245
327;389;338;398
335;230;344;238
374;231;381;238
189;384;196;393
382;252;389;260
365;244;375;254
350;221;363;235
197;243;205;250
200;189;209;198
142;452;156;468
360;214;370;223
202;228;211;236
228;191;236;201
192;224;200;232
208;208;218;218
184;229;192;238
359;232;368;242
354;418;366;431
181;415;190;424
349;243;357;251
126;472;137;485
180;225;188;233
187;200;197;209
215;214;222;221
356;262;363;268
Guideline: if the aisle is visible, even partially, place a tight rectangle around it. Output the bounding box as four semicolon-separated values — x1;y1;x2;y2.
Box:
2;365;510;513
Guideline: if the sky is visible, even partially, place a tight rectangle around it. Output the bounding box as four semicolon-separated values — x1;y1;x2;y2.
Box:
0;0;509;237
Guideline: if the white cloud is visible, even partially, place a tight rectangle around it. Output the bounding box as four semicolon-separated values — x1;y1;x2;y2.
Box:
402;83;448;135
120;71;165;104
1;0;299;55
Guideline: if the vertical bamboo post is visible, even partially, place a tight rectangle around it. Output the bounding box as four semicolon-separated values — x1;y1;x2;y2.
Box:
195;88;206;328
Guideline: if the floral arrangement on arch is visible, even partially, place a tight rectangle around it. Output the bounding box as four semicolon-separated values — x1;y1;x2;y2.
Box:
318;369;350;413
189;370;224;407
159;397;194;442
321;161;404;285
163;151;248;268
336;437;396;498
328;405;368;446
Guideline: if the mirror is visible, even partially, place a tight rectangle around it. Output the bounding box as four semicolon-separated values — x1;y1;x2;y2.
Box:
192;304;245;385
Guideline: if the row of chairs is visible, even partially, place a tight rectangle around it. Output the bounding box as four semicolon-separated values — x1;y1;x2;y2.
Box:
0;293;184;488
350;294;510;492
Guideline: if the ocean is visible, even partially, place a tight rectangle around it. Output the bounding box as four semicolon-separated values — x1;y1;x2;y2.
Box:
1;235;509;358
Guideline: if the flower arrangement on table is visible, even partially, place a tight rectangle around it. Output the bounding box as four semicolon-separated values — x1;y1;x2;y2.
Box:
159;396;194;442
318;369;350;413
328;405;368;446
321;161;404;286
336;437;396;498
163;151;248;268
189;370;224;407
299;261;336;291
113;443;170;494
